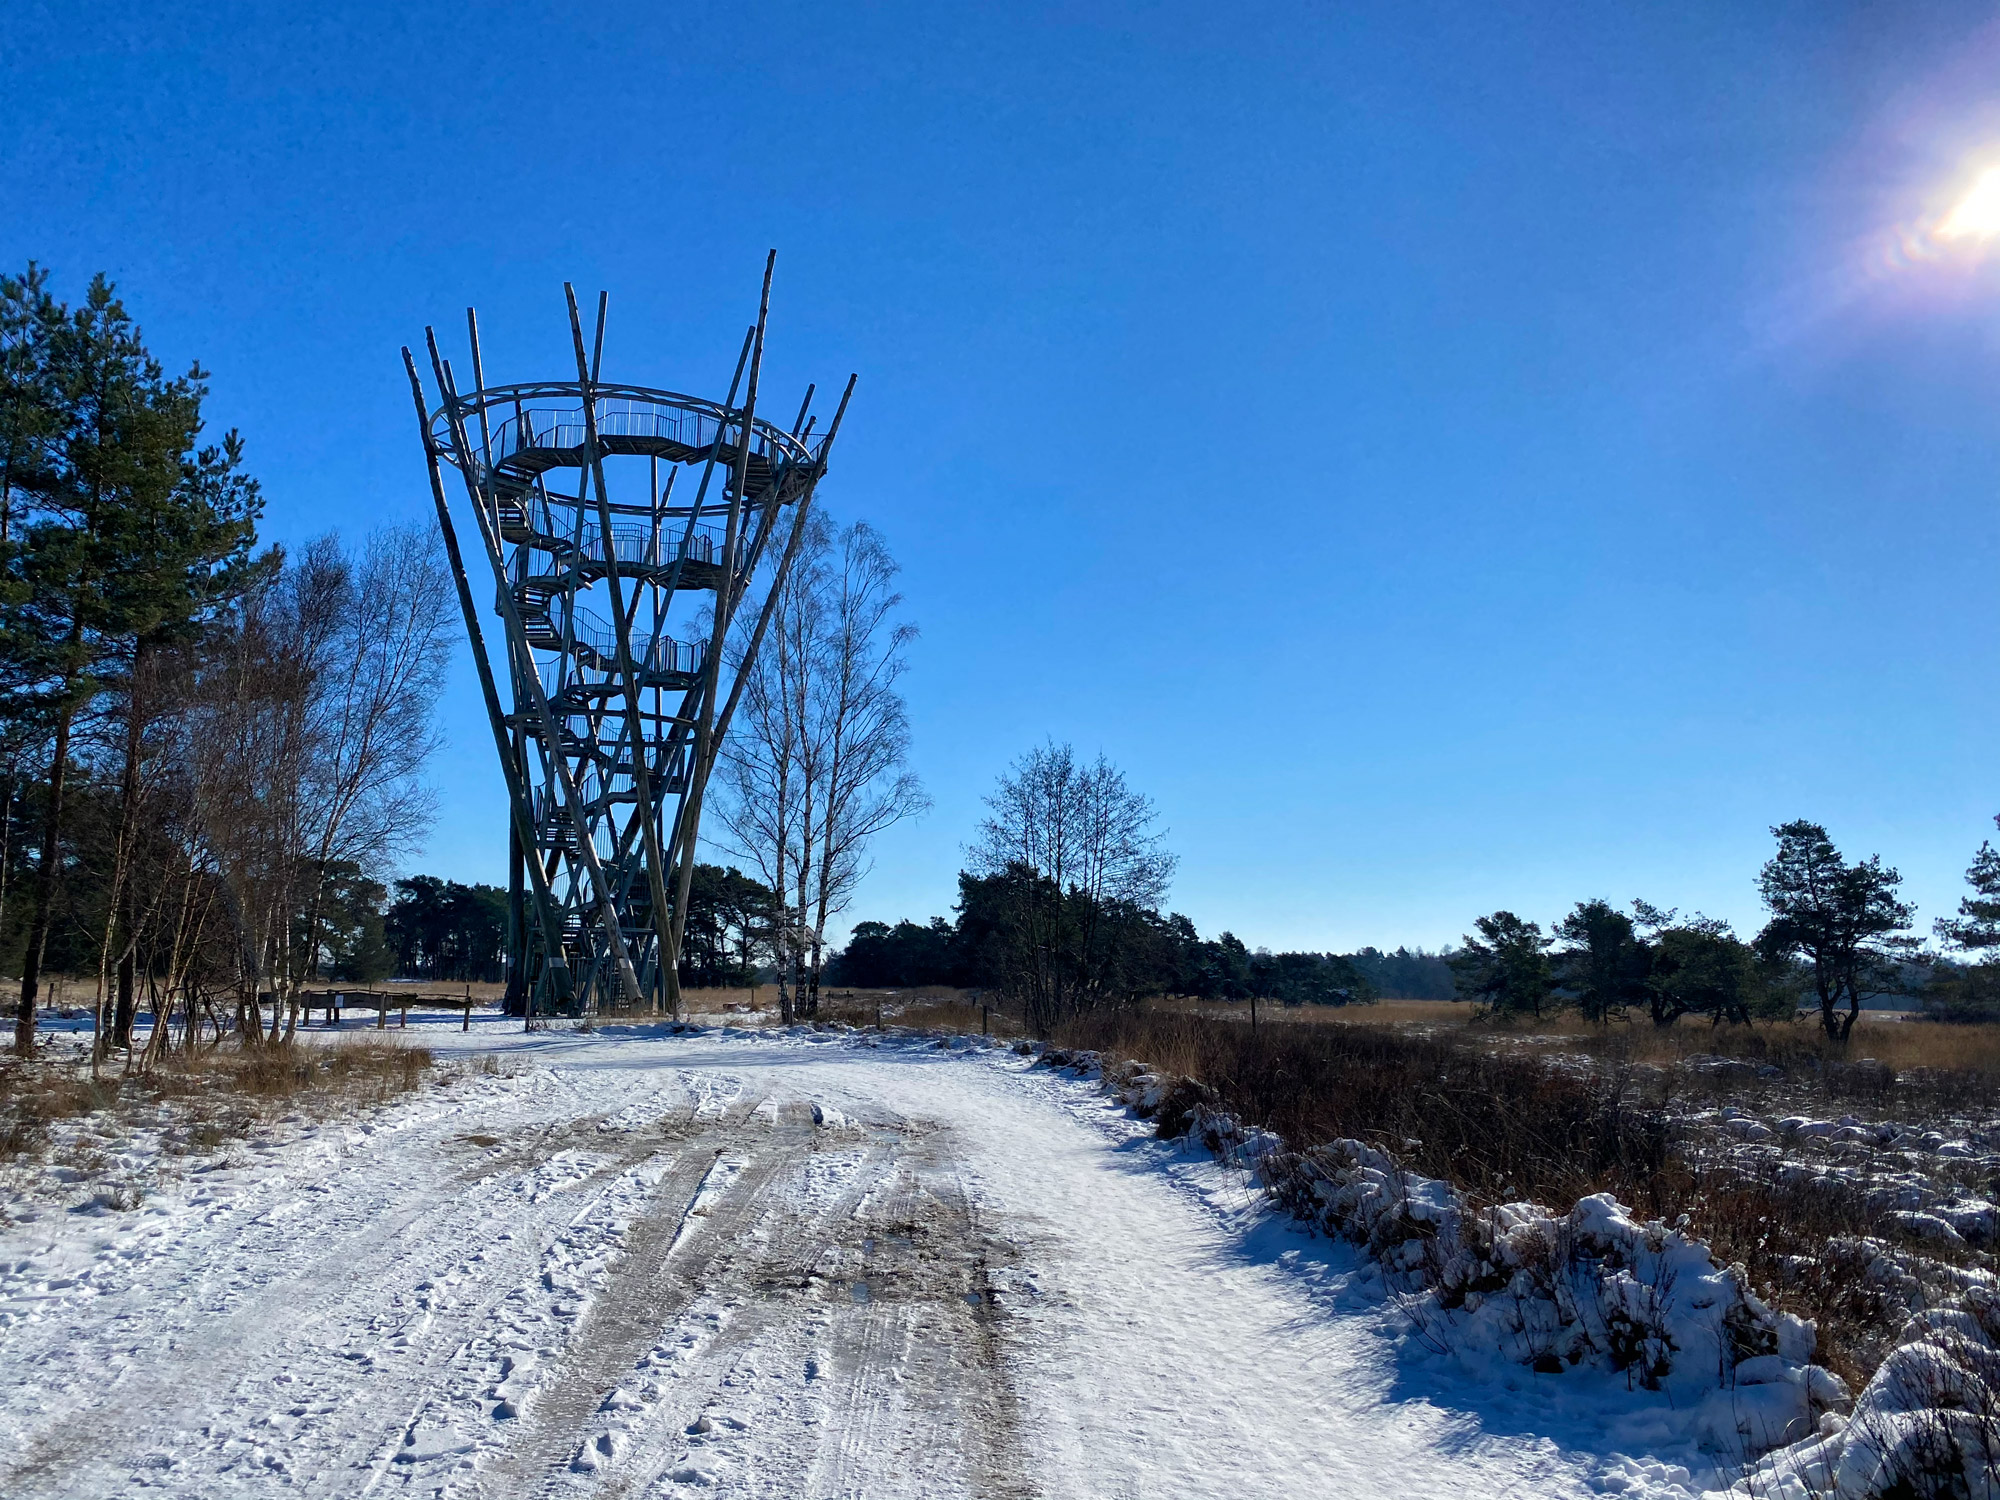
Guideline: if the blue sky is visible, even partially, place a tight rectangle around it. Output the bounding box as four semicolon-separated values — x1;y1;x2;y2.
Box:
7;1;2000;951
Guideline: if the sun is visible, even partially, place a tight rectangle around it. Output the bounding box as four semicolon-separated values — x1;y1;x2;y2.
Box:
1937;166;2000;242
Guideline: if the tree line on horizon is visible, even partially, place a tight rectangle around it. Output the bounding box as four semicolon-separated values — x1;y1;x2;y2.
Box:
264;862;790;992
370;807;2000;1042
831;911;1453;1004
831;797;2000;1042
1451;818;2000;1039
829;742;1448;1025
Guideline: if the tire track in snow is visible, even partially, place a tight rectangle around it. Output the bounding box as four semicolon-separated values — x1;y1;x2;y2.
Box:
479;1097;1034;1500
587;1126;914;1498
321;1079;771;1494
804;1138;1034;1500
0;1072;682;1497
485;1094;809;1497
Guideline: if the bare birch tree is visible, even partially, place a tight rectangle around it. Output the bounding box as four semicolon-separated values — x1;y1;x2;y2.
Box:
174;527;451;1043
717;516;927;1022
290;525;452;1031
970;741;1176;1030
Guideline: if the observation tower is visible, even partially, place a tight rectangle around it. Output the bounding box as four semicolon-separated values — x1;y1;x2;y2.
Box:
403;256;852;1015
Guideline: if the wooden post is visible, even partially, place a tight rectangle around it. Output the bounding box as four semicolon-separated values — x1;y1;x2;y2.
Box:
403;345;574;1008
377;1000;386;1031
982;1003;989;1036
667;258;778;998
563;286;677;1015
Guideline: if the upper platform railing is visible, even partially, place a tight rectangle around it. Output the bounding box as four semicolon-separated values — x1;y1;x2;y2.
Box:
430;381;822;476
498;489;728;569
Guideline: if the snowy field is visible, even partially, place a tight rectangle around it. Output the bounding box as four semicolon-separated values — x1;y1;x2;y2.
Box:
0;1017;1736;1498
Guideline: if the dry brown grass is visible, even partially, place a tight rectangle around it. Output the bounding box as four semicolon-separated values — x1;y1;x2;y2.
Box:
677;985;774;1015
1056;1007;1674;1209
1585;1011;2000;1072
1154;997;1471;1029
1051;1003;1997;1386
816;990;1026;1038
0;1037;432;1164
1153;1000;2000;1113
1162;996;2000;1061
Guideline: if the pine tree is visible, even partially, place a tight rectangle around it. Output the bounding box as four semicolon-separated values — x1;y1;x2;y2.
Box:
1935;817;2000;953
1647;916;1761;1027
0;269;259;1054
1553;899;1650;1022
1449;910;1554;1018
1753;820;1918;1042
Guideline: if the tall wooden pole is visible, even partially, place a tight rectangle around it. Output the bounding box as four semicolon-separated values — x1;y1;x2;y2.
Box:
424;336;644;1008
401;349;572;1009
667;251;775;982
564;284;677;1013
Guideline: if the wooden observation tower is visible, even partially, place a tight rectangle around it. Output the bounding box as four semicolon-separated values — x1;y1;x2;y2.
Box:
402;256;853;1015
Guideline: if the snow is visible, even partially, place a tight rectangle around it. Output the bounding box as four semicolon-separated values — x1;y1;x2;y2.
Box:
0;1016;1861;1498
1154;1079;1834;1445
1739;1294;2000;1500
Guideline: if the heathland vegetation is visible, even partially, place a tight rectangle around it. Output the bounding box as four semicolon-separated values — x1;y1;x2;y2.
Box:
815;745;2000;1438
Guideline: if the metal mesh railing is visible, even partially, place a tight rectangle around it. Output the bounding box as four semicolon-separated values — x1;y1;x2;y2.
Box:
496;493;725;570
487;402;718;465
579;521;725;571
564;606;706;677
431;381;827;479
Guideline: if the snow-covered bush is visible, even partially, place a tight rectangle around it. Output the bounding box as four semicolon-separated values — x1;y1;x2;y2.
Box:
1093;1059;1852;1461
1034;1033;2000;1489
1741;1289;2000;1499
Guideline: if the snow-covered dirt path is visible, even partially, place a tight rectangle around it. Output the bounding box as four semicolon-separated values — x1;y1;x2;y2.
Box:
0;1022;1710;1499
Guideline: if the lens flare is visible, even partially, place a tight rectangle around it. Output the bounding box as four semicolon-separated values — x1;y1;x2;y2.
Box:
1938;166;2000;241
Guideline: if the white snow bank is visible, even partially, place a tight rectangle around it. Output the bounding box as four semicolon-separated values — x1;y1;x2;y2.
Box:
1056;1048;2000;1495
1061;1053;1841;1461
1736;1288;2000;1500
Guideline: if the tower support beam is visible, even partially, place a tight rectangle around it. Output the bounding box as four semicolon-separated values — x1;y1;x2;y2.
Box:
407;262;852;1017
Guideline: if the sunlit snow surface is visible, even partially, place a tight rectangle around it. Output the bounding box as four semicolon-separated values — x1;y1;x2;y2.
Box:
0;1017;1728;1498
